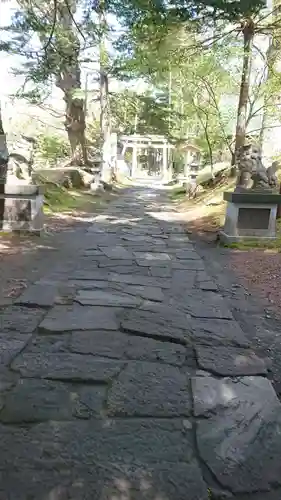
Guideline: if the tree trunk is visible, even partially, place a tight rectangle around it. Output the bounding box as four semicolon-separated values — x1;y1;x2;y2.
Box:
99;1;111;182
232;19;255;174
55;0;87;165
100;67;111;181
260;0;281;152
64;92;87;164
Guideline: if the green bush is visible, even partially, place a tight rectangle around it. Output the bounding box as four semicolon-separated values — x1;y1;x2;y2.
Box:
35;134;70;165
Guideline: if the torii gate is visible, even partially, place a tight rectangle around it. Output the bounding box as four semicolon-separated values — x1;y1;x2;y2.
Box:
119;134;174;180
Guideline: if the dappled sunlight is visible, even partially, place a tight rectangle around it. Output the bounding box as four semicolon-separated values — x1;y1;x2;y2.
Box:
51;211;100;223
234;353;257;368
0;241;12;251
92;215;142;225
146;210;188;222
220;383;236;403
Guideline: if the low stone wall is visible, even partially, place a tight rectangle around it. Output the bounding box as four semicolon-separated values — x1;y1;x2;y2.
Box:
32;167;94;189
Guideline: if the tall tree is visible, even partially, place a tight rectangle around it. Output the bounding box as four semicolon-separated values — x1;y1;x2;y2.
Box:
4;0;88;163
98;0;112;181
259;0;281;150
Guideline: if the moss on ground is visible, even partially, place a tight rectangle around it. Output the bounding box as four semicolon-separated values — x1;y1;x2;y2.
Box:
43;183;111;214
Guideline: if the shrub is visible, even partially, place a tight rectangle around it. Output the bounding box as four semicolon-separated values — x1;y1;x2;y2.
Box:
35;133;70;165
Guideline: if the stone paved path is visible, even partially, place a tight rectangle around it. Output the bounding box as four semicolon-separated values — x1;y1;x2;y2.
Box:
0;186;281;499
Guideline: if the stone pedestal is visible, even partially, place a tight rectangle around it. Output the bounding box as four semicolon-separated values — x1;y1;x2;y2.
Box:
0;184;44;233
220;191;281;243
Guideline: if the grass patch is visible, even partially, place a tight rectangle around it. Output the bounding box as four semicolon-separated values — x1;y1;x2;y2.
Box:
43;183;106;214
220;217;281;250
169;186;186;200
221;239;281;250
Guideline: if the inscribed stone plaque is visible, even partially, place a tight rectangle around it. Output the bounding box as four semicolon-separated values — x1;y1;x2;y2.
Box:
237;207;270;230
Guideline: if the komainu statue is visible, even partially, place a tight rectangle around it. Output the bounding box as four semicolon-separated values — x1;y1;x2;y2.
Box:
235;143;279;192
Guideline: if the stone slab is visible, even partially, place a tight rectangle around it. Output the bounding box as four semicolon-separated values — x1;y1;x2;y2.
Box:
219;230;277;244
108;362;192;416
133;251;171;260
99;246;133;259
1;184;43;196
137;259;173;267
198;281;218;292
149;266;172;278
70;271;170;288
175;249;201;260
196;346;267;376
77;385;107;418
0;306;46;333
171;260;205;270
82;249;103;256
104;265;151;275
109;273;170;288
171;270;197;290
68;279;110;289
11;352;125;381
75;289;141;307
123;245;168;253
70;331;186;365
39;305;119;332
187;318;249;347
26;334;70;353
0;379;106;422
121;234;150;242
70;270;112;281
0;332;31;365
70;331;126;359
15;283;59;307
98;259;135;267
174;291;233;319
0;420;207;499
121;305;190;343
196;270;212;282
125;284;164;302
224;191;281;204
194;375;281;493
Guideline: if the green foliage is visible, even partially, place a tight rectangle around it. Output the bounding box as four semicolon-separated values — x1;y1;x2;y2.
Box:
44;183;105;213
35;134;70;164
0;0;277;169
108;90;171;136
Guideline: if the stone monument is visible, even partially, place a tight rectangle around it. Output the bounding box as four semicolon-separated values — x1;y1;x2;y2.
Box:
220;143;281;243
0;105;44;233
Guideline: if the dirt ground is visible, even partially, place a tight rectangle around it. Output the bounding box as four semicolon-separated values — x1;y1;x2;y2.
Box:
174;183;281;320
